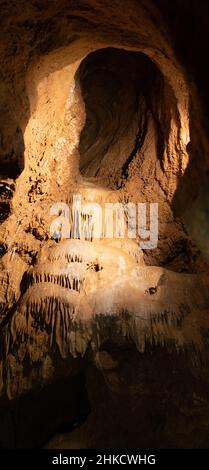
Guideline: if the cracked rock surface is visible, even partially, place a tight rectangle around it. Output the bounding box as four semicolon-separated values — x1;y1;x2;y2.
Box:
0;0;209;449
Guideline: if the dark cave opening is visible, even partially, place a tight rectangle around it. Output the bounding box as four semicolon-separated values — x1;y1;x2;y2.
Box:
77;47;165;183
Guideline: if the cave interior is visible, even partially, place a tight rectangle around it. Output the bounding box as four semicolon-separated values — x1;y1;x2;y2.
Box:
0;0;209;450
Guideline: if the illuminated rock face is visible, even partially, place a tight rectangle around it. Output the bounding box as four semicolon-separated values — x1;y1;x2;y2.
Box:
0;0;209;448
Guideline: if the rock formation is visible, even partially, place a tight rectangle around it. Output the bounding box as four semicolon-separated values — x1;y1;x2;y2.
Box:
0;0;209;448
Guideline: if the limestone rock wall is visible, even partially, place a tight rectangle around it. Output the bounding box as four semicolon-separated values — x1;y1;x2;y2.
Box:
0;0;209;449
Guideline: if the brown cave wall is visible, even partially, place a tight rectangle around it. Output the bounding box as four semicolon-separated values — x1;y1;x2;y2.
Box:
0;0;209;450
5;39;205;273
0;34;198;271
0;0;207;388
0;0;208;261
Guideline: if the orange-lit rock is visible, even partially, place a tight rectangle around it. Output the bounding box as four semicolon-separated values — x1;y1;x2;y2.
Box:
0;0;209;449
